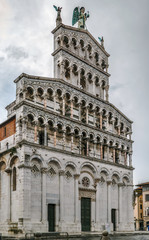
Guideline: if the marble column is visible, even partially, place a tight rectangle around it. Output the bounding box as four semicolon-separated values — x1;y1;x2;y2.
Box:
93;111;96;126
100;143;103;160
22;117;27;140
44;124;48;146
70;100;73;118
107;180;112;224
95;178;100;224
71;132;74;152
129;152;132;167
118;125;120;136
53;93;56;112
62;130;66;150
113;148;115;163
86;107;89;124
107;146;109;161
79;135;82;154
5;168;11;221
78;69;81;87
100;114;103;130
93;78;95;95
41;168;47;222
60;61;65;79
86;138;89;156
118;182;123;225
44;94;47;108
54;128;57;147
34;121;38;143
78;103;81;121
62;97;65;116
93;140;97;157
59;170;65;222
105;85;109;101
124;151;127;165
74;174;80;223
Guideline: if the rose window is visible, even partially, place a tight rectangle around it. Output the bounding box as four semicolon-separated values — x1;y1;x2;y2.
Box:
82;177;90;187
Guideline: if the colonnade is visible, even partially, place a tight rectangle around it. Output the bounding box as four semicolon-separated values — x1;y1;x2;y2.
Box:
21;86;132;140
19;116;132;167
56;34;109;73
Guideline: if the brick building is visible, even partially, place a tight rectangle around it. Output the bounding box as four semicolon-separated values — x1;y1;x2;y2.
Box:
134;182;149;231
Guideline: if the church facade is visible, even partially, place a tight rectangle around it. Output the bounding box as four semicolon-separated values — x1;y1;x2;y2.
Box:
0;12;134;235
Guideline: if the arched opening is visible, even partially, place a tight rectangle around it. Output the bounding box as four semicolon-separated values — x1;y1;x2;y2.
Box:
115;143;119;163
47;120;54;145
80;68;86;90
72;64;78;76
37;87;44;101
72;38;77;49
63;36;69;48
38;117;44;145
81;100;86;123
64;60;70;79
65;93;71;117
87;44;92;59
94;52;99;65
101;59;106;71
47;88;54;101
80;39;85;51
87;73;92;83
26;87;34;101
81;132;87;156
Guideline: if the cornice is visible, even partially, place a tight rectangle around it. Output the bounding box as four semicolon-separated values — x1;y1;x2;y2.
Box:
14;100;133;144
52;46;110;77
51;23;110;57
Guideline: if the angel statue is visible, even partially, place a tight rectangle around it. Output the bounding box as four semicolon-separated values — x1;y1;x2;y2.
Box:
72;7;89;29
53;5;62;26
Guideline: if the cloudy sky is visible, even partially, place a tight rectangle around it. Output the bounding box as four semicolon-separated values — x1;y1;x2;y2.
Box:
0;0;149;185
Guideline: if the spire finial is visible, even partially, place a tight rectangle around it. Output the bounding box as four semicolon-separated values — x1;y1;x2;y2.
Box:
53;5;62;26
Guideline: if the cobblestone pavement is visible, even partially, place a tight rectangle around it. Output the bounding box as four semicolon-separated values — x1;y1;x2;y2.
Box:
111;236;149;240
65;235;149;240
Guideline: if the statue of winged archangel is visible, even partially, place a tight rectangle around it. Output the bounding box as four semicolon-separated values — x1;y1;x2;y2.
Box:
72;7;89;29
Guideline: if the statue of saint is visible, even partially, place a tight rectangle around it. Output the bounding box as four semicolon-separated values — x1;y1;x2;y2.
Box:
53;5;62;26
72;7;89;29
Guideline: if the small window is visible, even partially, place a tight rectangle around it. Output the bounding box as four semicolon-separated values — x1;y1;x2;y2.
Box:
140;213;142;218
145;194;149;202
39;131;44;145
146;207;149;216
13;167;16;191
140;204;142;209
4;127;6;137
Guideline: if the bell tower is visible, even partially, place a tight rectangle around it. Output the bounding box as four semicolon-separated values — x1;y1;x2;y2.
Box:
52;8;110;101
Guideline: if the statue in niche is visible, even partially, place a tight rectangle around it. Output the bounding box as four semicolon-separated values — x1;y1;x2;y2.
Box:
72;7;89;29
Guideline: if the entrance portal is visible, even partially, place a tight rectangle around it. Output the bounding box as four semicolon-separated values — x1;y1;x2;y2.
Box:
111;208;116;231
48;204;55;232
81;197;91;231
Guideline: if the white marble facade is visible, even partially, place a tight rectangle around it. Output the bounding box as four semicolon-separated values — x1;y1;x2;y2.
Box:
0;21;134;235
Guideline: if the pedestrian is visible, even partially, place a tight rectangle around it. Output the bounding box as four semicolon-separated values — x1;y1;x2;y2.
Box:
100;230;111;240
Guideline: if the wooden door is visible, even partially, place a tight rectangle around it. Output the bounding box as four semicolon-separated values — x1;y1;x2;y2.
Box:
81;198;91;231
48;204;55;232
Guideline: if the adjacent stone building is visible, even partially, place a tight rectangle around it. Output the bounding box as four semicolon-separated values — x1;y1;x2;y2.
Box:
134;182;149;231
0;11;134;235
